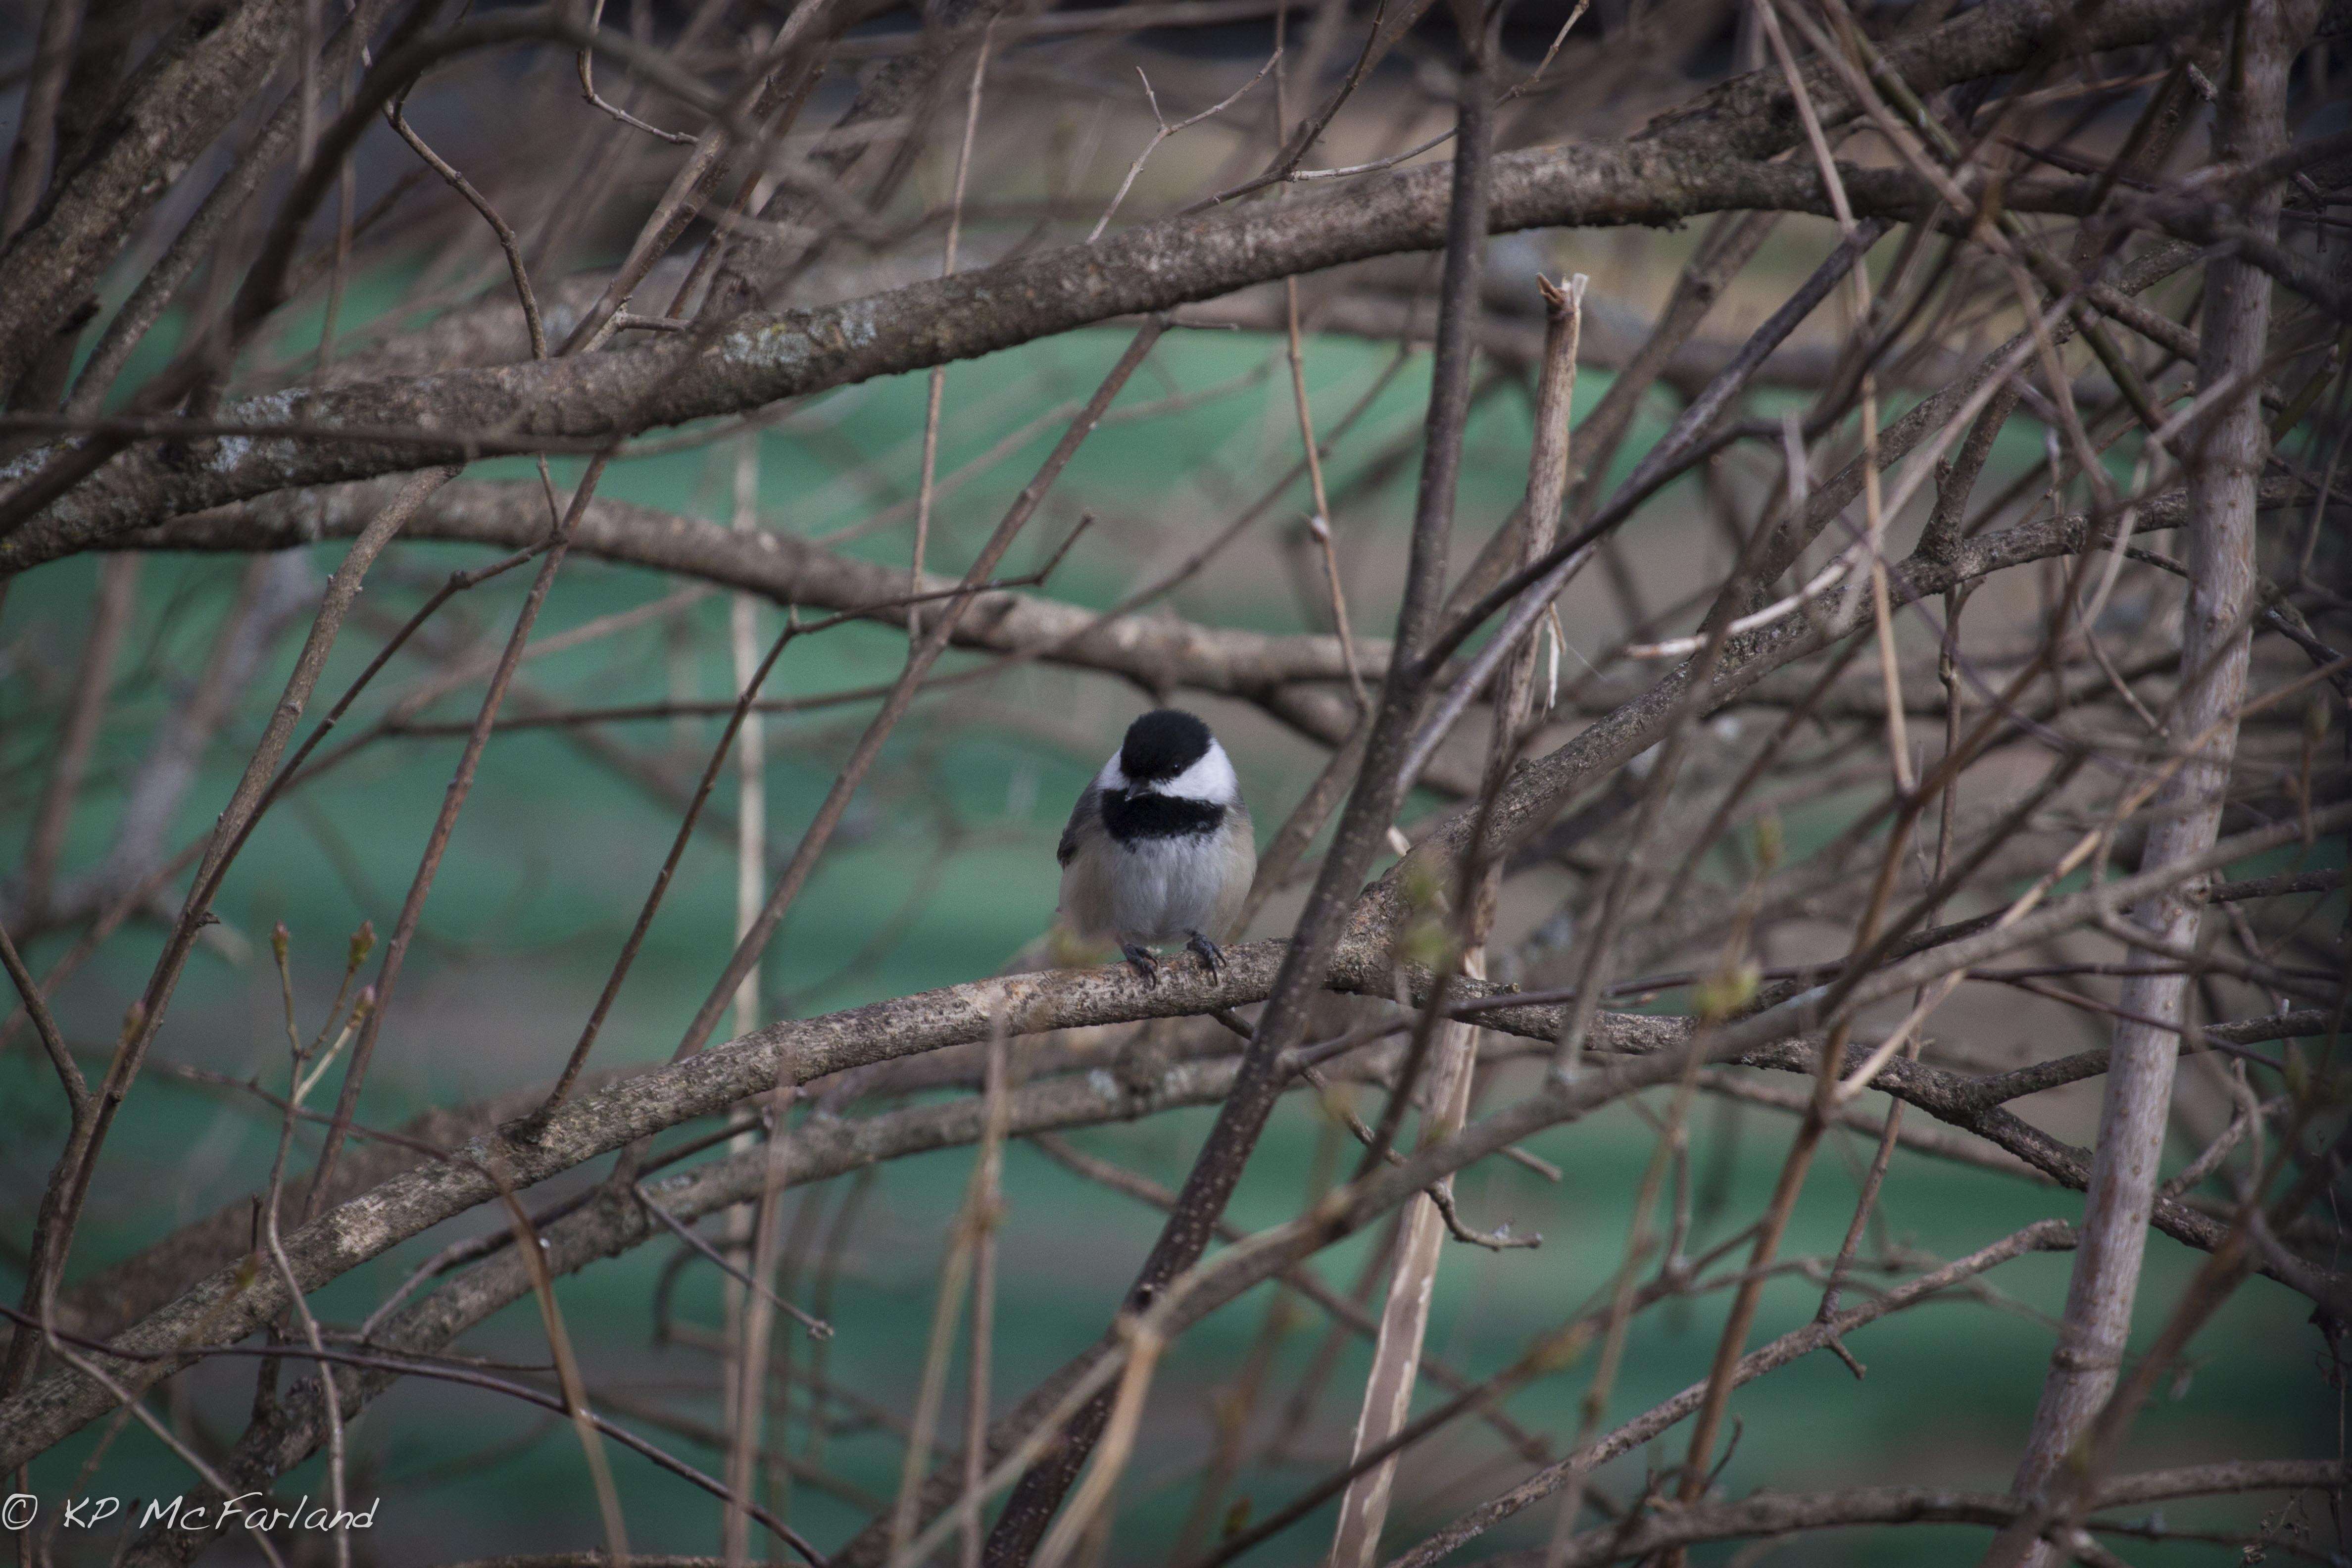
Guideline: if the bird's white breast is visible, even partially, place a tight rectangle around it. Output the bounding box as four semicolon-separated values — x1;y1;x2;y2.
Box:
1105;823;1242;943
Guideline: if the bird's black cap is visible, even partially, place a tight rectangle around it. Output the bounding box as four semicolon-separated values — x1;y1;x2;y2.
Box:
1120;709;1211;784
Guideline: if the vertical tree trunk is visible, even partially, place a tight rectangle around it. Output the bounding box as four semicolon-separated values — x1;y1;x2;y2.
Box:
1326;957;1483;1568
1995;4;2311;1560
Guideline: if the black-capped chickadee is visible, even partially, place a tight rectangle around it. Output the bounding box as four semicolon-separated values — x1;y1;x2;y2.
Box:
1057;709;1256;982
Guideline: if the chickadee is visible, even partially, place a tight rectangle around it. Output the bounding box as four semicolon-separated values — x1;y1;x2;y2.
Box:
1058;709;1256;982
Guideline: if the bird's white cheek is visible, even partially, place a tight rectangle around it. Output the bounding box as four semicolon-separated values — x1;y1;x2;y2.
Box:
1159;742;1238;805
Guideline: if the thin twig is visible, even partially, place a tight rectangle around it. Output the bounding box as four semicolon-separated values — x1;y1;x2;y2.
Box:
1088;51;1282;244
912;27;994;640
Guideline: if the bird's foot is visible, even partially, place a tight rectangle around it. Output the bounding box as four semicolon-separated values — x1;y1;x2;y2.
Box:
1185;930;1225;979
1120;943;1161;984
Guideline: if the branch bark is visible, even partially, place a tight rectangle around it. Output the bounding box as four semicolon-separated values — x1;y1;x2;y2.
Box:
0;0;299;400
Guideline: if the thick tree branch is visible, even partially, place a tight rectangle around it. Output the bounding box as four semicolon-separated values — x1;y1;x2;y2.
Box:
125;478;1379;695
0;0;2205;575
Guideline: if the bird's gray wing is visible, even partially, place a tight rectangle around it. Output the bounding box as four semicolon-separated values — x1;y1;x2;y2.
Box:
1057;783;1103;868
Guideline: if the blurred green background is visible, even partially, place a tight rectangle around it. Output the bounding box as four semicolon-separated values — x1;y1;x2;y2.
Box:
3;270;2338;1568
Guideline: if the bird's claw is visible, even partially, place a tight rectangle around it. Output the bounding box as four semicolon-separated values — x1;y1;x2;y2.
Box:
1121;944;1161;984
1186;931;1225;979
